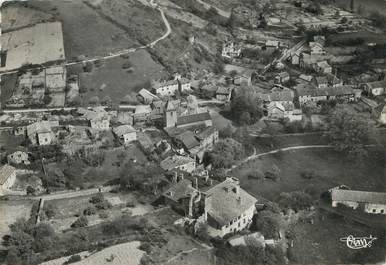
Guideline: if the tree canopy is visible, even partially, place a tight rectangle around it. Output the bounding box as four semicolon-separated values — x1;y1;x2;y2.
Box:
326;106;376;158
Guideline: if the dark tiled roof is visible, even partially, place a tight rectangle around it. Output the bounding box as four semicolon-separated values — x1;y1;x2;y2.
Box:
176;131;200;149
177;112;211;126
205;178;257;226
163;179;197;202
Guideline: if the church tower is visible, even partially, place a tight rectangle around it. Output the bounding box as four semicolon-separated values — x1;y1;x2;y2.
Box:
165;101;178;128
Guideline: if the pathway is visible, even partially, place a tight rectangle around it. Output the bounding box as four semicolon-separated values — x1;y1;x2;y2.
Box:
226;145;333;173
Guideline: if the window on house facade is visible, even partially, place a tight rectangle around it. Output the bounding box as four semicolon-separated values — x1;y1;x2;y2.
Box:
373;209;376;213
381;209;384;214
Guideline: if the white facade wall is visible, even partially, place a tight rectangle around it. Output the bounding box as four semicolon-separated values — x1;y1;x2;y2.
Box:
123;132;137;144
364;203;386;215
156;84;179;96
332;200;359;209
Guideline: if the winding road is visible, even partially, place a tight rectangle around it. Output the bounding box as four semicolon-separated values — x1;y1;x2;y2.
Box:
226;145;334;173
66;0;171;66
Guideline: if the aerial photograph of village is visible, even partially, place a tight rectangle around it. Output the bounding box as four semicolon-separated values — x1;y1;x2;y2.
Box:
0;0;385;264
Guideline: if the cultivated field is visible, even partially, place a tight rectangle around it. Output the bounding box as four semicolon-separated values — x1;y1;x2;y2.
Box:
26;0;137;59
1;3;54;32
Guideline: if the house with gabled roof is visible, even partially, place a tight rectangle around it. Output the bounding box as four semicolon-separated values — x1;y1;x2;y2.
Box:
113;125;137;145
331;189;386;215
137;88;160;104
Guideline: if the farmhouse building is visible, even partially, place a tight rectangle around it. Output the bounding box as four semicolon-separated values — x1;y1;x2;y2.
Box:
331;189;386;215
113;125;137;145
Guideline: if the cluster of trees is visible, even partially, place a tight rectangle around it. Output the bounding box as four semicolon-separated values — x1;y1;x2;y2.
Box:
277;191;314;212
215;244;286;265
230;88;264;125
204;138;245;169
4;219;90;265
326;106;376;158
119;161;165;195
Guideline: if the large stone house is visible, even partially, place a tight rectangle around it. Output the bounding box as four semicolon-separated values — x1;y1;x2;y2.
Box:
0;164;17;195
331;189;386;215
162;177;257;237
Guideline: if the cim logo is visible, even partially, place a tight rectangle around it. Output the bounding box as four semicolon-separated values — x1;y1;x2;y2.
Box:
340;235;377;250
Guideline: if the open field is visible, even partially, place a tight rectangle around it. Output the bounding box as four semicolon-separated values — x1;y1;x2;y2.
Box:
232;148;386;202
79;50;165;105
327;31;386;46
289;209;385;264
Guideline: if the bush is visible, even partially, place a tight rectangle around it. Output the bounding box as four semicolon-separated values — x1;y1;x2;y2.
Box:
90;193;104;204
83;206;97;216
83;62;94;72
71;216;88;228
278;191;313;211
139;242;152;253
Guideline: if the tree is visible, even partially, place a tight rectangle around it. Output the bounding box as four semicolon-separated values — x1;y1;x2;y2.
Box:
71;216;88;228
206;138;245;169
326;106;376;158
252;210;283;239
230;88;264;125
278;191;313;211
